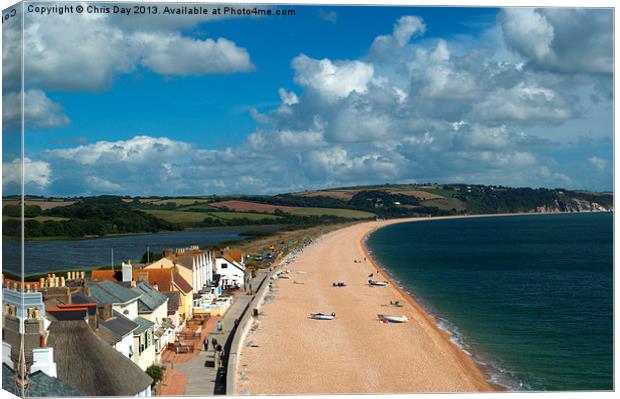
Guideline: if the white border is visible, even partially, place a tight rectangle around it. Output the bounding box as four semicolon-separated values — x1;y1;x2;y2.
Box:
0;2;616;399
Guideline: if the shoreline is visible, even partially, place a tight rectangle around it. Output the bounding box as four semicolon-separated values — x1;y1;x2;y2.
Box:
237;212;573;394
237;214;563;394
358;212;575;389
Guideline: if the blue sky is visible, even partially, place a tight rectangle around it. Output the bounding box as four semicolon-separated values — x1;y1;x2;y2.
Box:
2;4;613;196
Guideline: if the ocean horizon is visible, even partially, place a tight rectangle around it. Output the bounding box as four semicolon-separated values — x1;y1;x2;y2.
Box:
367;212;613;391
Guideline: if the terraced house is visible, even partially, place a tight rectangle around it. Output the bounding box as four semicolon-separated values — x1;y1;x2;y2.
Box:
130;280;174;358
79;280;157;371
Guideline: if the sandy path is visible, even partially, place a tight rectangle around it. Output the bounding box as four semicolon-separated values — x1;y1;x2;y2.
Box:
237;217;499;394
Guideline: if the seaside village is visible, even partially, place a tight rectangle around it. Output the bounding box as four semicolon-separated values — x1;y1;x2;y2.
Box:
1;245;254;396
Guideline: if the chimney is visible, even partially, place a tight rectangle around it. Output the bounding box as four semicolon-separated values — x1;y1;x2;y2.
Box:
138;272;149;284
99;303;113;320
39;277;45;287
153;283;159;291
122;261;133;283
80;271;85;279
60;277;65;287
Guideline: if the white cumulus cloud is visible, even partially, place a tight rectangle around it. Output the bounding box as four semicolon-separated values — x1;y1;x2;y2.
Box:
292;54;374;102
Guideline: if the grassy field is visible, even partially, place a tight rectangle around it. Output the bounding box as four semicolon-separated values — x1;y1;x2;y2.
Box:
2;199;76;210
421;197;466;211
387;189;444;200
207;211;281;221
416;187;458;197
209;200;299;213
142;209;210;223
289;207;375;219
293;190;359;201
149;198;212;206
177;204;219;211
143;209;280;223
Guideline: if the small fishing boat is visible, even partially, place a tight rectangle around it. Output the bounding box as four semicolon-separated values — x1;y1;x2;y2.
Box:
369;280;389;286
309;312;336;320
378;314;409;323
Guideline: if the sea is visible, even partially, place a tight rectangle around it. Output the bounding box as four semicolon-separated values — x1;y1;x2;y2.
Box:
366;212;613;391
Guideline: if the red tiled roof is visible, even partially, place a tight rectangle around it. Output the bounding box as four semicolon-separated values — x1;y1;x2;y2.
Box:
90;270;119;282
134;269;173;292
226;249;244;263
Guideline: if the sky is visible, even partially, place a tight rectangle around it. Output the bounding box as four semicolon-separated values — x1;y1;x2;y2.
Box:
1;3;614;196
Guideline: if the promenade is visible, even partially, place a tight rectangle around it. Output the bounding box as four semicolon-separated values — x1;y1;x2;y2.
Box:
169;269;271;395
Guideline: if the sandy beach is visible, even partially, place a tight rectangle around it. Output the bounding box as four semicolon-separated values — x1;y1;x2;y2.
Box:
235;215;521;394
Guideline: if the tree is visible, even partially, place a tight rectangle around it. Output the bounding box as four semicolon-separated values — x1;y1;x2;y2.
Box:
146;365;166;386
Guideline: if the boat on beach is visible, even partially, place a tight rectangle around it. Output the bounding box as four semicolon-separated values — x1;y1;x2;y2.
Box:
309;312;336;320
378;314;409;323
369;280;389;286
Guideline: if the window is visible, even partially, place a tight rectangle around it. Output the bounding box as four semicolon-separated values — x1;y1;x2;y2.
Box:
221;263;228;269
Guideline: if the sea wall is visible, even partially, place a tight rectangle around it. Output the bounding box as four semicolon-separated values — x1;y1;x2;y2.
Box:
225;267;274;394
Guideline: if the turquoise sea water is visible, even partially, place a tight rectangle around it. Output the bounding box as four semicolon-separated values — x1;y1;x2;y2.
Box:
366;213;613;391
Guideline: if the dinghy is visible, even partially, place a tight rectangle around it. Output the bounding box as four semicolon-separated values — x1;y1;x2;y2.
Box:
368;280;389;286
309;312;336;320
378;314;409;323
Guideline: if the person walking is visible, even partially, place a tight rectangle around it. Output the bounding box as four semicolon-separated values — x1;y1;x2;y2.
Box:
203;336;209;351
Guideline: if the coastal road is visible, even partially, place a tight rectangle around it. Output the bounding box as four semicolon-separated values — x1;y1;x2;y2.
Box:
175;269;270;395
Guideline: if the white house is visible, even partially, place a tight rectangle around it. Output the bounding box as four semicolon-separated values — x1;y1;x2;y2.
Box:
82;281;156;371
215;255;246;289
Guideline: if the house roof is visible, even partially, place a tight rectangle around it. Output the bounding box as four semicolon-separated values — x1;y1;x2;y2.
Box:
173;254;197;269
163;291;180;314
85;281;140;306
226;249;244;263
90;269;121;282
220;257;246;272
133;316;155;334
3;363;83;397
98;310;139;343
71;292;97;305
172;269;193;294
155;318;175;338
134;268;172;291
132;281;168;313
46;320;153;396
